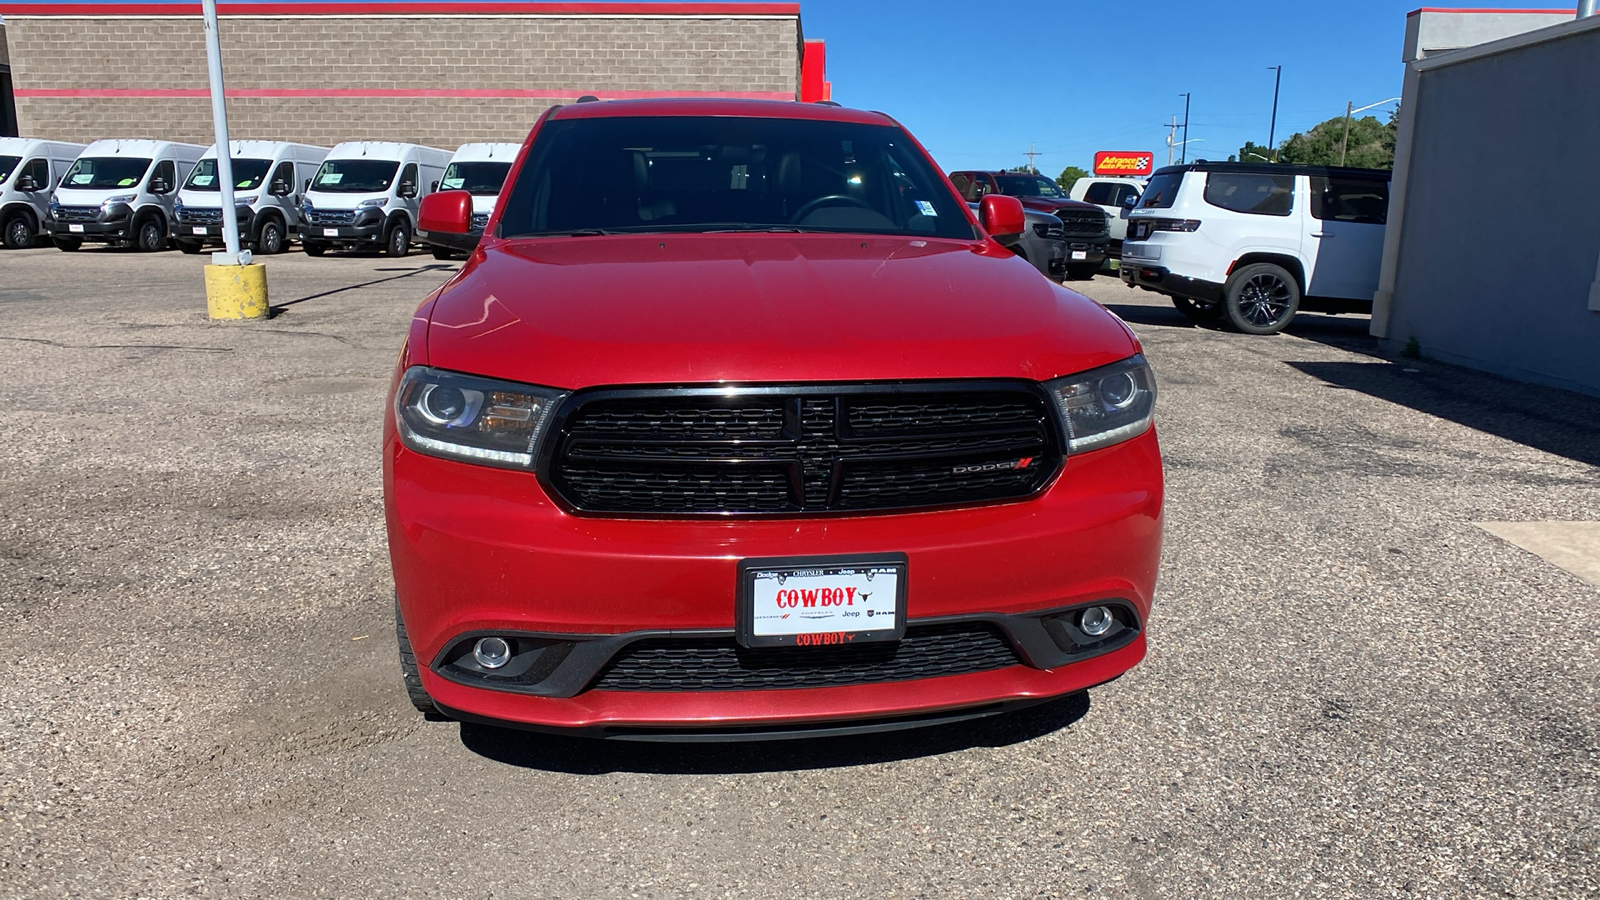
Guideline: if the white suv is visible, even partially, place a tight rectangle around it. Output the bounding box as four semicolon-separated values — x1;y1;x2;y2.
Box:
1120;162;1391;334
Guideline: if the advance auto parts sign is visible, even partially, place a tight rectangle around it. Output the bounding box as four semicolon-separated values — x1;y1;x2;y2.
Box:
1094;151;1155;177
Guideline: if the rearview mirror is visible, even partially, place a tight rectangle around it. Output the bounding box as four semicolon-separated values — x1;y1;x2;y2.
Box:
978;194;1026;247
418;190;472;235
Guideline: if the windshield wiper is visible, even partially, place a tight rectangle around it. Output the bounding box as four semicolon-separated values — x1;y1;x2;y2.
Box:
518;228;616;237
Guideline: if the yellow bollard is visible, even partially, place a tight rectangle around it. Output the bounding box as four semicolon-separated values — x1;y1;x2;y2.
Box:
204;263;270;320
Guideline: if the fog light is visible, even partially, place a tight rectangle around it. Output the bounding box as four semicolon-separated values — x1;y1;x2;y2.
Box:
1079;606;1113;637
473;636;512;669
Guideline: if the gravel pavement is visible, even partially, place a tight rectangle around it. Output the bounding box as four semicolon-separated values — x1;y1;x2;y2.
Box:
0;246;1596;899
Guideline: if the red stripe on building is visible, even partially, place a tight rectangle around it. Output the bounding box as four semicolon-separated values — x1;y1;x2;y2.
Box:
14;88;799;100
0;2;800;15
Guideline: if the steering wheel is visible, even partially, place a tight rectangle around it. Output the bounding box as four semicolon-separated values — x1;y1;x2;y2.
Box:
789;194;874;223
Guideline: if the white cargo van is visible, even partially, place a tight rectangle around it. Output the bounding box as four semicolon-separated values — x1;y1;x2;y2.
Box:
0;138;87;249
300;142;450;257
173;141;329;255
422;142;520;260
49;139;206;251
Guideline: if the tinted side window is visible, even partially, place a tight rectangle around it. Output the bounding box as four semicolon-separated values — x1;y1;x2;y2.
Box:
1082;182;1115;205
400;163;419;192
1203;173;1293;216
1138;172;1183;209
271;161;295;193
153;159;176;188
22;158;49;187
1310;176;1389;224
1109;183;1140;207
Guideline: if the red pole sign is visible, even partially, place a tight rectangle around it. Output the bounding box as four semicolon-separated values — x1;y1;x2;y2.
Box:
1093;151;1155;177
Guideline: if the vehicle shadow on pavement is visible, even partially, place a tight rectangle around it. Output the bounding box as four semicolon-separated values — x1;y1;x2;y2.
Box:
270;264;457;312
457;692;1091;774
1287;358;1600;469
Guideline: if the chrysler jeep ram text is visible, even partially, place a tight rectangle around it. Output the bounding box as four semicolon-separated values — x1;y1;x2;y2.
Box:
387;99;1164;739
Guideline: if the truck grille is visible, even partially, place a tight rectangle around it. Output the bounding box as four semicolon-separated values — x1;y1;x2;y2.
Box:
1056;210;1108;238
53;206;101;223
177;207;224;225
304;208;356;226
589;622;1022;692
545;384;1061;516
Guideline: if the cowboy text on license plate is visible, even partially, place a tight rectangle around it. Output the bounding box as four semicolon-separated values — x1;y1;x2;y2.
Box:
739;556;906;648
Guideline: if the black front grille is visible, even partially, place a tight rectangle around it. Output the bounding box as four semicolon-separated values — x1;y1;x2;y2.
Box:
1056;210;1109;237
177;207;224;225
546;384;1060;515
305;208;356;226
590;622;1022;692
53;206;101;222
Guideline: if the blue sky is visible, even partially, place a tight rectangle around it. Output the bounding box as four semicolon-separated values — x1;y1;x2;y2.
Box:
805;0;1430;175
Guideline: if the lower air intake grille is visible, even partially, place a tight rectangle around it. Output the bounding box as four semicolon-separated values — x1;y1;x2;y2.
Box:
589;622;1022;692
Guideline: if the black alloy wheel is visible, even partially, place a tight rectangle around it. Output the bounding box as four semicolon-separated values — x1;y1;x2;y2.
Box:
1223;263;1301;335
3;215;33;250
135;216;167;253
53;236;82;252
386;221;411;258
256;218;285;255
1172;296;1224;321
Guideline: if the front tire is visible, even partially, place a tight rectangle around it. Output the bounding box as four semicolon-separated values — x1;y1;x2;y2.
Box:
134;216;167;253
3;214;34;250
52;236;82;252
430;246;455;261
302;240;328;257
1173;296;1224;321
385;220;411;258
395;599;442;717
1223;263;1301;335
256;218;285;255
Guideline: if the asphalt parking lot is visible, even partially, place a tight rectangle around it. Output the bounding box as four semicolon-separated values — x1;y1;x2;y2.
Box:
1;245;1597;899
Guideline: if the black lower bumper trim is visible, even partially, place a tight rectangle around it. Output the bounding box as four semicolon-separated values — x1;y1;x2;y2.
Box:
1120;264;1224;303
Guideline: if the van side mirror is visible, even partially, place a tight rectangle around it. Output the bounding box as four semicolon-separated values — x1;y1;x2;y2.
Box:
978;194;1026;247
16;175;38;192
1121;193;1139;209
399;182;417;199
303;178;312;192
419;190;472;234
430;180;440;193
150;179;171;194
269;180;290;196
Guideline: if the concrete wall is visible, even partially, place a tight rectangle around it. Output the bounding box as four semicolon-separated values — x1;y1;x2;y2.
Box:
1;5;802;147
1383;17;1600;396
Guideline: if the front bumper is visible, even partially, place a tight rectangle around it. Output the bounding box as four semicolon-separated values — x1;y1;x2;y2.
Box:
174;209;255;242
304;216;384;243
1062;236;1110;268
51;213;130;241
386;424;1163;734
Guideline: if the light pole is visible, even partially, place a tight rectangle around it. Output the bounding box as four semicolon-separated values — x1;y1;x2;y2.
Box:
1178;93;1191;164
1339;96;1403;166
199;0;269;319
1267;66;1282;159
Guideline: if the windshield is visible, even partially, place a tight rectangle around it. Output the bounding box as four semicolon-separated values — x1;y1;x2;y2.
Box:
441;161;513;196
310;159;399;193
995;174;1065;199
185;158;272;192
498;115;975;239
0;156;20;186
61;157;152;190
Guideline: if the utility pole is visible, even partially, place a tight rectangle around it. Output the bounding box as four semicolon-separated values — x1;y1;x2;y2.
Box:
1178;93;1191;164
1340;101;1354;166
1166;116;1177;166
1267;66;1282;160
1024;143;1040;174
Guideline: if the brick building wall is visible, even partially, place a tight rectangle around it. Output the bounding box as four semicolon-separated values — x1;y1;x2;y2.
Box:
0;3;809;148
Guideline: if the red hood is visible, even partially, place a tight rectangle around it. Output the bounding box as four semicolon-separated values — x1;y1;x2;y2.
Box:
421;234;1137;389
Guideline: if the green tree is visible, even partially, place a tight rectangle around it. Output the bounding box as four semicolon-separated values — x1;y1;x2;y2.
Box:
1007;165;1040;175
1234;141;1277;163
1056;165;1088;193
1276;113;1396;168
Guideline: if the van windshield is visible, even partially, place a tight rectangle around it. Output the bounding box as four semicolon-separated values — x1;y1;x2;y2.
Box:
185;158;272;191
311;160;399;193
498;115;974;238
61;157;152;190
441;161;512;196
0;157;20;185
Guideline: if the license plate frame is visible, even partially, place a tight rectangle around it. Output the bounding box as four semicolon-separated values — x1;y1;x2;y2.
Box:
1071;250;1088;260
68;224;84;233
323;228;339;237
736;553;908;649
192;226;207;235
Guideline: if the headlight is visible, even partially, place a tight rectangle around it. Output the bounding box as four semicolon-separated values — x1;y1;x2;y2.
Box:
1044;355;1156;454
394;367;566;469
357;197;388;210
302;198;314;212
235;195;257;207
174;200;185;215
49;197;60;213
102;194;137;207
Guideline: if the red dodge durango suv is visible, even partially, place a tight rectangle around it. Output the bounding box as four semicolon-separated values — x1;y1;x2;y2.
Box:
386;99;1163;739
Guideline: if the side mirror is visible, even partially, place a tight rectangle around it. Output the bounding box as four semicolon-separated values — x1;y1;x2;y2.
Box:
430;180;440;193
269;180;290;196
978;194;1026;247
1121;193;1139;209
150;179;171;194
399;182;417;199
16;175;38;192
418;190;472;235
303;178;312;192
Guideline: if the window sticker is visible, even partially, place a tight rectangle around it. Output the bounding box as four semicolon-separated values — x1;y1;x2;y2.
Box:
320;173;343;185
441;177;464;190
915;200;937;217
72;174;93;184
192;174;215;186
118;178;137;186
236;179;252;188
